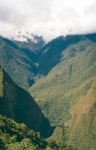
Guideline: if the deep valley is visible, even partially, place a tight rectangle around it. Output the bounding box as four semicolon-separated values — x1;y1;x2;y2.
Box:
0;33;96;150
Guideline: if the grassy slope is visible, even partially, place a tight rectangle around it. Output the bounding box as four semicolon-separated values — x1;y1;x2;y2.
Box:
29;39;96;126
69;78;96;150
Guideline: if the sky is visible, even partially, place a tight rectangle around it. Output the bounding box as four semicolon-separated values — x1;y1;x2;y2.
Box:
0;0;96;41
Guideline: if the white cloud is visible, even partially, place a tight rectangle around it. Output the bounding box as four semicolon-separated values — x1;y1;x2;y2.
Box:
0;0;96;41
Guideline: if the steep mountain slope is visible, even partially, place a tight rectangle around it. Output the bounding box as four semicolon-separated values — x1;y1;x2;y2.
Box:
11;31;45;50
69;78;96;150
0;66;53;138
0;35;45;88
0;33;96;149
0;36;35;88
37;34;96;76
0;33;96;88
13;33;45;54
0;67;75;150
29;36;96;126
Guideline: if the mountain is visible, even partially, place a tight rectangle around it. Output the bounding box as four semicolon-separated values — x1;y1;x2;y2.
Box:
0;67;75;150
13;32;45;53
12;31;45;44
37;33;96;76
0;33;95;88
0;66;53;138
69;78;96;150
0;33;96;149
37;34;86;76
29;33;96;149
29;33;96;126
0;35;45;88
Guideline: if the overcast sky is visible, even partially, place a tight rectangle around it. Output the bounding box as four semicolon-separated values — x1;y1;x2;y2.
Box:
0;0;96;41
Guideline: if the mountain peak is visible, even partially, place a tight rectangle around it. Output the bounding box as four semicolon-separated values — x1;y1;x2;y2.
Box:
12;31;45;44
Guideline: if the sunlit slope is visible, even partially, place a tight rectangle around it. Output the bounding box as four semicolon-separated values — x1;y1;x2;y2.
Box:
29;39;96;126
69;78;96;150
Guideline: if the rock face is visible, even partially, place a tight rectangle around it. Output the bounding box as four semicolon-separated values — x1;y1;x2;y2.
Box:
0;66;53;138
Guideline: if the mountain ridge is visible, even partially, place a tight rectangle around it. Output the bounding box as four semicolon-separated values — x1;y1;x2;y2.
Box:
0;33;96;87
29;36;96;126
0;66;53;138
0;32;96;149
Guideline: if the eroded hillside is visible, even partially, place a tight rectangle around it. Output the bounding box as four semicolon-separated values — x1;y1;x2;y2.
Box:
69;78;96;149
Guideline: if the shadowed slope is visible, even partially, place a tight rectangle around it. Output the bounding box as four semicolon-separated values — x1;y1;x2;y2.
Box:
0;36;45;88
0;66;53;138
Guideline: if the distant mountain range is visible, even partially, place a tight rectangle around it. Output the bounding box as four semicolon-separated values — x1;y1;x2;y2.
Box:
0;33;96;149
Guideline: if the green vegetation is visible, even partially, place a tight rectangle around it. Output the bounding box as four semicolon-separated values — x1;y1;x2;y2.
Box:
69;79;96;149
0;115;75;150
0;33;96;150
0;67;52;138
0;36;38;88
29;36;96;148
0;67;3;96
0;115;48;150
29;39;96;126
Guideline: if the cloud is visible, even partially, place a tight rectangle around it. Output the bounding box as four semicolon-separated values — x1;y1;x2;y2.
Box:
0;0;96;41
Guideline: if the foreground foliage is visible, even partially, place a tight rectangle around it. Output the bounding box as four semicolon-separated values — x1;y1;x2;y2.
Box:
0;115;75;150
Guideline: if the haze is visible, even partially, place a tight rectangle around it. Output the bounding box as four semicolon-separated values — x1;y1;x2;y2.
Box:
0;0;96;41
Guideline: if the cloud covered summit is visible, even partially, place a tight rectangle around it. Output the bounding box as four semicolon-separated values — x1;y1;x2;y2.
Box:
0;0;96;41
